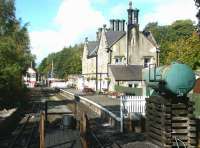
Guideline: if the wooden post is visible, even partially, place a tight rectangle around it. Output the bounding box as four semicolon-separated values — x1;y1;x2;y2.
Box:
40;112;45;148
74;101;76;116
45;101;48;124
80;113;88;148
128;113;133;132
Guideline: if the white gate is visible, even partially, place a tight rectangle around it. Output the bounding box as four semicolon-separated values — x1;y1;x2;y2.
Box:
121;96;147;115
120;96;147;132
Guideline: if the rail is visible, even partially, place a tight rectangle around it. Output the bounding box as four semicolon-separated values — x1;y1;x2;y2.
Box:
80;113;122;148
9;103;42;148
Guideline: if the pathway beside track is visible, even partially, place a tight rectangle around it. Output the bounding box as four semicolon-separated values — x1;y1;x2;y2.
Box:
60;89;121;121
56;89;148;147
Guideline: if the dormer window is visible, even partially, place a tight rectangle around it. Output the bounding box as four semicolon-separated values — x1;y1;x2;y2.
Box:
114;56;124;64
115;58;119;63
144;57;150;68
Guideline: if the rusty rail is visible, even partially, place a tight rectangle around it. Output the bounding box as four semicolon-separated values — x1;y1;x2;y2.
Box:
39;112;45;148
79;113;122;148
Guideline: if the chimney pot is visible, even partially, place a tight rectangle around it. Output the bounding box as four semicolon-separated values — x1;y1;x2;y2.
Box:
129;1;133;9
119;20;125;31
127;2;134;26
85;37;88;42
116;20;120;31
98;28;102;33
114;20;119;31
110;19;114;31
133;8;139;24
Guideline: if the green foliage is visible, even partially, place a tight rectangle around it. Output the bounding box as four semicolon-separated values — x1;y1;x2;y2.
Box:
38;44;83;79
0;0;34;99
114;85;143;96
144;20;198;66
165;33;200;69
189;93;200;117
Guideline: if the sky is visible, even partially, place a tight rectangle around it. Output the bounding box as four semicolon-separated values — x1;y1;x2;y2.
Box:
15;0;198;64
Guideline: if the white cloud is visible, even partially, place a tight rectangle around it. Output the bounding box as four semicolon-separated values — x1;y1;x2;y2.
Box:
30;30;67;62
30;0;106;63
141;0;197;29
30;0;198;63
92;0;107;5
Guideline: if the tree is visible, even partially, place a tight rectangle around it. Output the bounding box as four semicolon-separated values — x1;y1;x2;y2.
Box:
38;44;83;79
0;0;34;99
165;33;200;69
144;19;196;65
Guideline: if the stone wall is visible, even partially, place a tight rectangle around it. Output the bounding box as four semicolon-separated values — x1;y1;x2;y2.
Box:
128;27;157;66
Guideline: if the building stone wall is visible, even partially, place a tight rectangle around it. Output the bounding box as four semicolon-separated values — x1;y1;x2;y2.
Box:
87;57;96;74
97;28;109;74
128;27;157;66
82;44;88;75
111;36;126;64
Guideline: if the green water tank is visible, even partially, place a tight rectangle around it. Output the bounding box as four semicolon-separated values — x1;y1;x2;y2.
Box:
143;62;196;96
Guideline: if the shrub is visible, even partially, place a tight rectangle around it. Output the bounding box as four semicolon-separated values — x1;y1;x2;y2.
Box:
115;85;143;96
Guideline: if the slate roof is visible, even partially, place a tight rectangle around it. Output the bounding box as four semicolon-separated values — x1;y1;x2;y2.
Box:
87;41;99;58
105;31;126;48
109;64;143;81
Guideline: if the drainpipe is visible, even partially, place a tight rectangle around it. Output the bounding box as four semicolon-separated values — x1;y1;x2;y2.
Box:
106;48;112;90
156;48;160;67
96;54;98;91
100;73;102;92
126;23;129;64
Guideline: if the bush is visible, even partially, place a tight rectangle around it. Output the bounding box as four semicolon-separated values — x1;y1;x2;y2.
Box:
115;85;143;96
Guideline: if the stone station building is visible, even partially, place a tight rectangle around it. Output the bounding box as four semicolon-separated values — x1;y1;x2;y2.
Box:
82;2;159;94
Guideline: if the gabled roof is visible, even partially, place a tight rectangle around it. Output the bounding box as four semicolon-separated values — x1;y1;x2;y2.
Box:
27;67;36;74
105;31;126;48
87;41;99;58
142;31;158;48
109;64;143;81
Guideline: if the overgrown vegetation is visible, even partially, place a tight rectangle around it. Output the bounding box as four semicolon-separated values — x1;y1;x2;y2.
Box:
144;19;200;69
38;44;83;79
189;94;200;117
0;0;35;102
115;85;143;96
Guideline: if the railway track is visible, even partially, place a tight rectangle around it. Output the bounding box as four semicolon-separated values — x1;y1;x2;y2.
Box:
57;92;121;148
88;131;122;148
85;116;122;148
9;102;43;148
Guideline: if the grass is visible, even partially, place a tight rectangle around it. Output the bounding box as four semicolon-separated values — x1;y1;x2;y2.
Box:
189;93;200;117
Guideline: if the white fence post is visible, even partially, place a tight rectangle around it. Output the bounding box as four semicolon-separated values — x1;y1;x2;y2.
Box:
120;96;147;116
120;95;148;132
120;96;123;133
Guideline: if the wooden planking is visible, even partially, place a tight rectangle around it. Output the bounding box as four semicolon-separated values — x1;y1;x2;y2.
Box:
146;95;197;148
